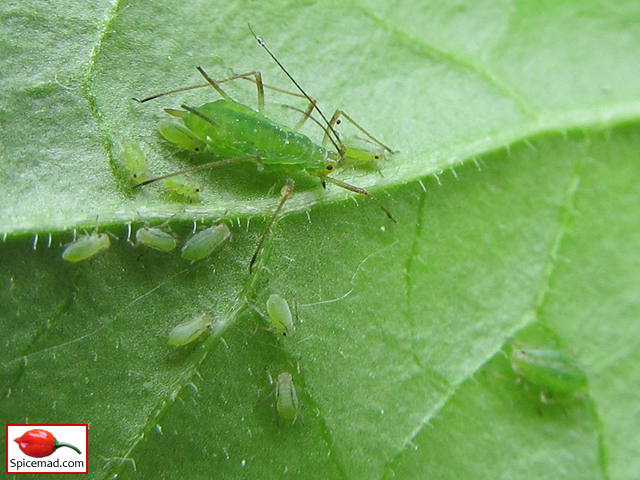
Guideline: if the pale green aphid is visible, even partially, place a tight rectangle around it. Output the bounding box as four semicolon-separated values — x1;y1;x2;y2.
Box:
511;345;588;398
62;232;111;262
133;27;396;272
123;140;151;184
342;135;386;165
159;119;207;153
163;176;203;199
135;226;177;252
168;313;213;346
266;294;295;337
181;223;231;261
276;372;301;424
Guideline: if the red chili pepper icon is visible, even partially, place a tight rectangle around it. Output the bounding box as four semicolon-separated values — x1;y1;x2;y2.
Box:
14;429;82;458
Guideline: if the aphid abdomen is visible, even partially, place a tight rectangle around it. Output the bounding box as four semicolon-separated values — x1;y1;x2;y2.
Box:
276;372;300;423
186;100;326;169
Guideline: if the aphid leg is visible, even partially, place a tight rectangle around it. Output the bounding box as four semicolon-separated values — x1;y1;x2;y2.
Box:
323;176;396;223
325;110;395;154
133;71;266;107
249;178;295;273
237;76;317;130
134;155;263;188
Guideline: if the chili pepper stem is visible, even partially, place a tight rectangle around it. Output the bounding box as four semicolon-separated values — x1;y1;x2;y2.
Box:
54;439;82;454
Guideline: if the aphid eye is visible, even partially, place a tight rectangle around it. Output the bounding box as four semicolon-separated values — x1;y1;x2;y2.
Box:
326;164;334;171
375;155;380;160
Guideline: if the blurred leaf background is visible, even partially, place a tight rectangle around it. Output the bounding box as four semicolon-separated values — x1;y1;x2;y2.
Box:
1;0;639;478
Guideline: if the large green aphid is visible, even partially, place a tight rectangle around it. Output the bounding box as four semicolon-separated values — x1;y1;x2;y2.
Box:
511;344;588;398
181;223;231;261
62;231;111;262
134;28;396;271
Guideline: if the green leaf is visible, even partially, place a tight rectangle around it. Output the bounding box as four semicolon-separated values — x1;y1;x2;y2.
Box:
1;1;639;479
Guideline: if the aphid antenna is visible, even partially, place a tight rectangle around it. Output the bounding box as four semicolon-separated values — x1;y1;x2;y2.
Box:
275;103;335;141
248;25;345;157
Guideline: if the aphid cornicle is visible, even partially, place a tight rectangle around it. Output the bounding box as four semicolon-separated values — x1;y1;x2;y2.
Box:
62;232;111;262
133;27;396;272
510;344;588;398
275;372;301;425
135;226;177;252
168;313;213;346
181;223;231;261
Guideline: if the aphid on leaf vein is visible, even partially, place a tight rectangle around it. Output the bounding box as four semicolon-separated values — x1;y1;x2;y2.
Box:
62;231;110;262
181;223;231;261
135;226;178;252
133;26;396;272
168;313;213;346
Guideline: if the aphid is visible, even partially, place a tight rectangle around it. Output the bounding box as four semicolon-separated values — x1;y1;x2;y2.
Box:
248;293;296;337
275;372;301;425
342;135;386;166
266;294;295;336
163;176;203;200
159;119;207;153
135;226;177;252
122;140;151;184
62;231;110;262
511;344;588;398
168;313;213;346
133;27;396;272
181;223;231;261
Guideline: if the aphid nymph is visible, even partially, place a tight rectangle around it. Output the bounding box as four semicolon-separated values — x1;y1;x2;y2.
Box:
123;140;151;184
62;231;111;262
163;176;203;200
181;223;231;261
135;226;178;252
248;293;296;337
275;372;301;425
168;313;213;346
510;343;588;399
266;294;295;337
